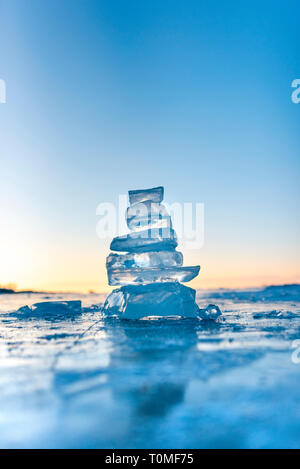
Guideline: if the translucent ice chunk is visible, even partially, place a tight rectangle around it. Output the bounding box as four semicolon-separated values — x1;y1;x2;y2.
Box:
126;201;171;231
198;304;222;320
107;266;200;286
101;290;126;313
17;301;82;316
106;251;183;269
110;228;177;252
103;283;199;319
128;186;164;205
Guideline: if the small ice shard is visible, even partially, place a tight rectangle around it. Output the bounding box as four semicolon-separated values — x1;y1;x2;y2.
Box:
198;304;222;320
16;305;32;315
103;282;199;319
128;186;163;205
102;289;126;314
107;266;200;286
106;251;183;269
16;300;82;316
126;201;171;231
110;228;177;252
253;310;296;319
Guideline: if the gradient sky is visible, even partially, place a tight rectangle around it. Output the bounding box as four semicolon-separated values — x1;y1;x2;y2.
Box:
0;0;299;292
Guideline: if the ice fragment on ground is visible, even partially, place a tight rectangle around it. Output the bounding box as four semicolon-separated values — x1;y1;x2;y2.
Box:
17;301;82;316
253;310;297;319
198;304;222;320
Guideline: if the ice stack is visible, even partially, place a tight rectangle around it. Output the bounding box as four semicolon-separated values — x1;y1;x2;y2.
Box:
103;186;201;320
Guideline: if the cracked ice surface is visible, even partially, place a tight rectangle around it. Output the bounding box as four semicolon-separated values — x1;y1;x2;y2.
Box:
0;284;300;448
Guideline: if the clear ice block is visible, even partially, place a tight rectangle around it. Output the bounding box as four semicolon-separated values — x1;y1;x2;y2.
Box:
126;201;171;231
106;251;183;269
107;265;200;286
128;186;164;205
103;282;199;319
110;228;177;252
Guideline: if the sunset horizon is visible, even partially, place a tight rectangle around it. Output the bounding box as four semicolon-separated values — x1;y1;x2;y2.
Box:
0;0;299;451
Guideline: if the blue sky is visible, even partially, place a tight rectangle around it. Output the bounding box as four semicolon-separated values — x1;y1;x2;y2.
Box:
0;0;299;291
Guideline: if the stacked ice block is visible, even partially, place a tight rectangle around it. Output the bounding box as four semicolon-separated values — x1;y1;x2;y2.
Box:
103;186;201;319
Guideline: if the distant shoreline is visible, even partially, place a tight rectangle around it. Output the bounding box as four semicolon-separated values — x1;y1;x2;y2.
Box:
0;288;103;295
0;288;44;295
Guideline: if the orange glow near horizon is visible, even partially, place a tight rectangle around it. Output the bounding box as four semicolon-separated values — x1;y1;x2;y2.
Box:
2;267;299;294
1;233;299;294
2;277;300;295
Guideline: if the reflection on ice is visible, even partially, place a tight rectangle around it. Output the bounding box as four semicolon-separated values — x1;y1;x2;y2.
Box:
0;286;299;448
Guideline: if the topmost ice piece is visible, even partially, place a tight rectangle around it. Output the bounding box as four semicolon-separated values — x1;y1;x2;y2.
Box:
128;186;164;205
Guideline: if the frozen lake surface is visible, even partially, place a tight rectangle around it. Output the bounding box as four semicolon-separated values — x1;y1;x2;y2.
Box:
0;285;299;448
